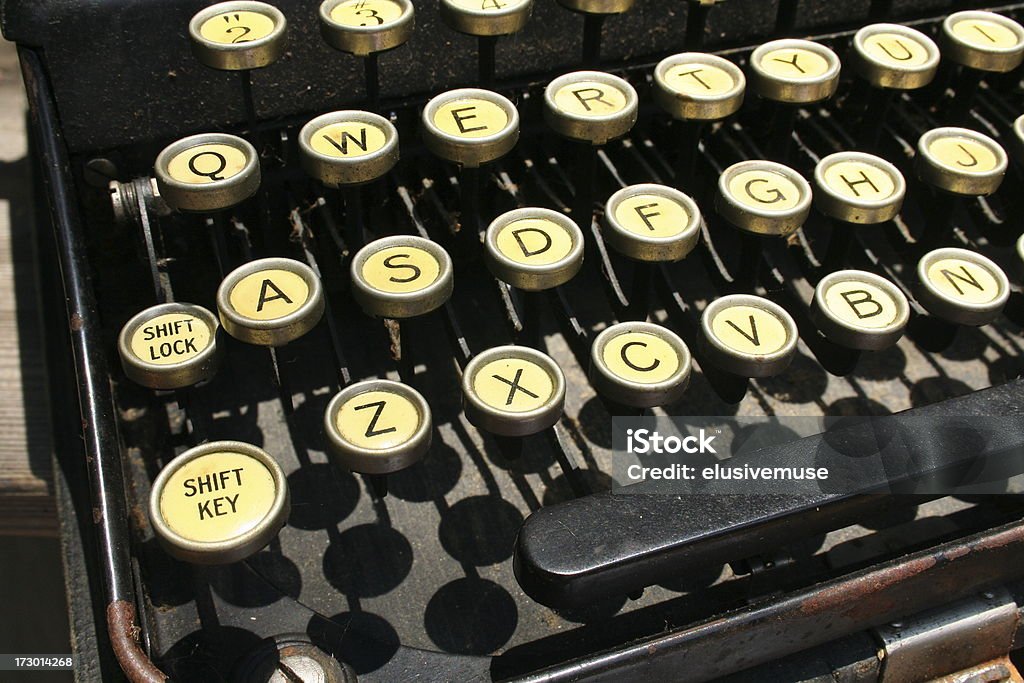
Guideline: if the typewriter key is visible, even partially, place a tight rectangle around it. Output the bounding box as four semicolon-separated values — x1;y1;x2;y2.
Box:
154;133;260;213
556;0;635;66
589;321;692;408
810;270;909;351
1011;114;1024;165
118;303;222;390
462;345;566;437
942;11;1024;73
189;1;287;71
544;71;638;146
916;127;1008;197
716;160;812;237
440;0;532;84
604;184;702;262
484;208;585;291
545;71;638;229
653;53;745;123
698;294;798;378
299;110;399;187
916;247;1010;326
852;24;940;91
319;0;415;105
350;235;455;319
653;53;744;187
421;88;520;168
150;441;289;565
324;379;432;475
217;258;326;346
749;39;841;105
814;152;905;225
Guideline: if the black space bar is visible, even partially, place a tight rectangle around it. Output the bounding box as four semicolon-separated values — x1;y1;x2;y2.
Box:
513;380;1024;608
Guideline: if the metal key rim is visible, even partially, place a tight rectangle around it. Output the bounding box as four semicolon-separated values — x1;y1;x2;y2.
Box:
652;52;746;121
942;10;1024;72
603;183;703;261
813;151;906;225
698;294;798;378
319;0;415;55
149;440;290;565
543;70;639;145
916;247;1010;326
189;1;288;70
749;38;841;104
810;270;910;351
716;159;812;236
298;110;400;187
350;235;455;319
484;207;585;291
462;345;566;437
154;132;261;213
589;321;692;408
916;126;1008;196
440;0;533;36
852;23;940;90
421;87;521;167
117;302;223;389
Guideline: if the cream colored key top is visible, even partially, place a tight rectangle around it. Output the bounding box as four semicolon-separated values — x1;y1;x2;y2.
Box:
462;345;566;437
653;52;745;122
916;247;1010;326
556;0;634;15
716;160;812;236
319;0;415;56
544;71;639;145
484;208;585;291
149;441;289;565
810;270;910;351
942;10;1024;73
154;133;261;213
697;294;798;378
350;235;455;318
298;110;399;187
441;0;532;36
603;183;702;261
217;257;326;345
421;88;520;168
916;127;1008;197
814;152;906;225
749;38;841;105
118;303;222;389
589;321;692;407
189;1;288;70
324;379;432;474
852;23;940;90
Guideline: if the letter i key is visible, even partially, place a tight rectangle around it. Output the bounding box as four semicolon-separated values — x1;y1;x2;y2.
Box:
189;1;288;134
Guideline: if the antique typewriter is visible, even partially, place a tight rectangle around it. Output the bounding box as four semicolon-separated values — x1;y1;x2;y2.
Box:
6;0;1024;680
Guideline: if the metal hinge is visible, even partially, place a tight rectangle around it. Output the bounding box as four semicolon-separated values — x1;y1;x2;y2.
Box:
874;587;1022;683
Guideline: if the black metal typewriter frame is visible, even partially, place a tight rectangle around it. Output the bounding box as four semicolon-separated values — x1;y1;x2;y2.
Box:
17;4;1024;681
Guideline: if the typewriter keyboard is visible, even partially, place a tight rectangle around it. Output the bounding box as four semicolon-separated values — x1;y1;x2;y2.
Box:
64;0;1024;679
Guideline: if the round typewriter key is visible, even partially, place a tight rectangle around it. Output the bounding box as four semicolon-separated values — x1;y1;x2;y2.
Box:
441;0;532;37
118;303;222;390
324;379;432;475
604;184;702;262
462;345;566;437
653;53;745;122
299;110;399;187
810;270;909;351
155;133;260;213
749;39;841;105
590;322;692;408
149;440;289;565
351;235;454;319
852;23;940;90
556;0;634;14
319;0;415;56
698;294;798;378
916;127;1008;197
717;160;812;237
1010;114;1024;165
217;257;325;346
544;71;639;145
942;11;1024;73
916;247;1010;326
189;1;287;71
814;152;905;225
484;208;584;291
421;88;520;168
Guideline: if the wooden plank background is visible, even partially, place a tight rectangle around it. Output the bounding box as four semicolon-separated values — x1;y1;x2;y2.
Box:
0;39;56;536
